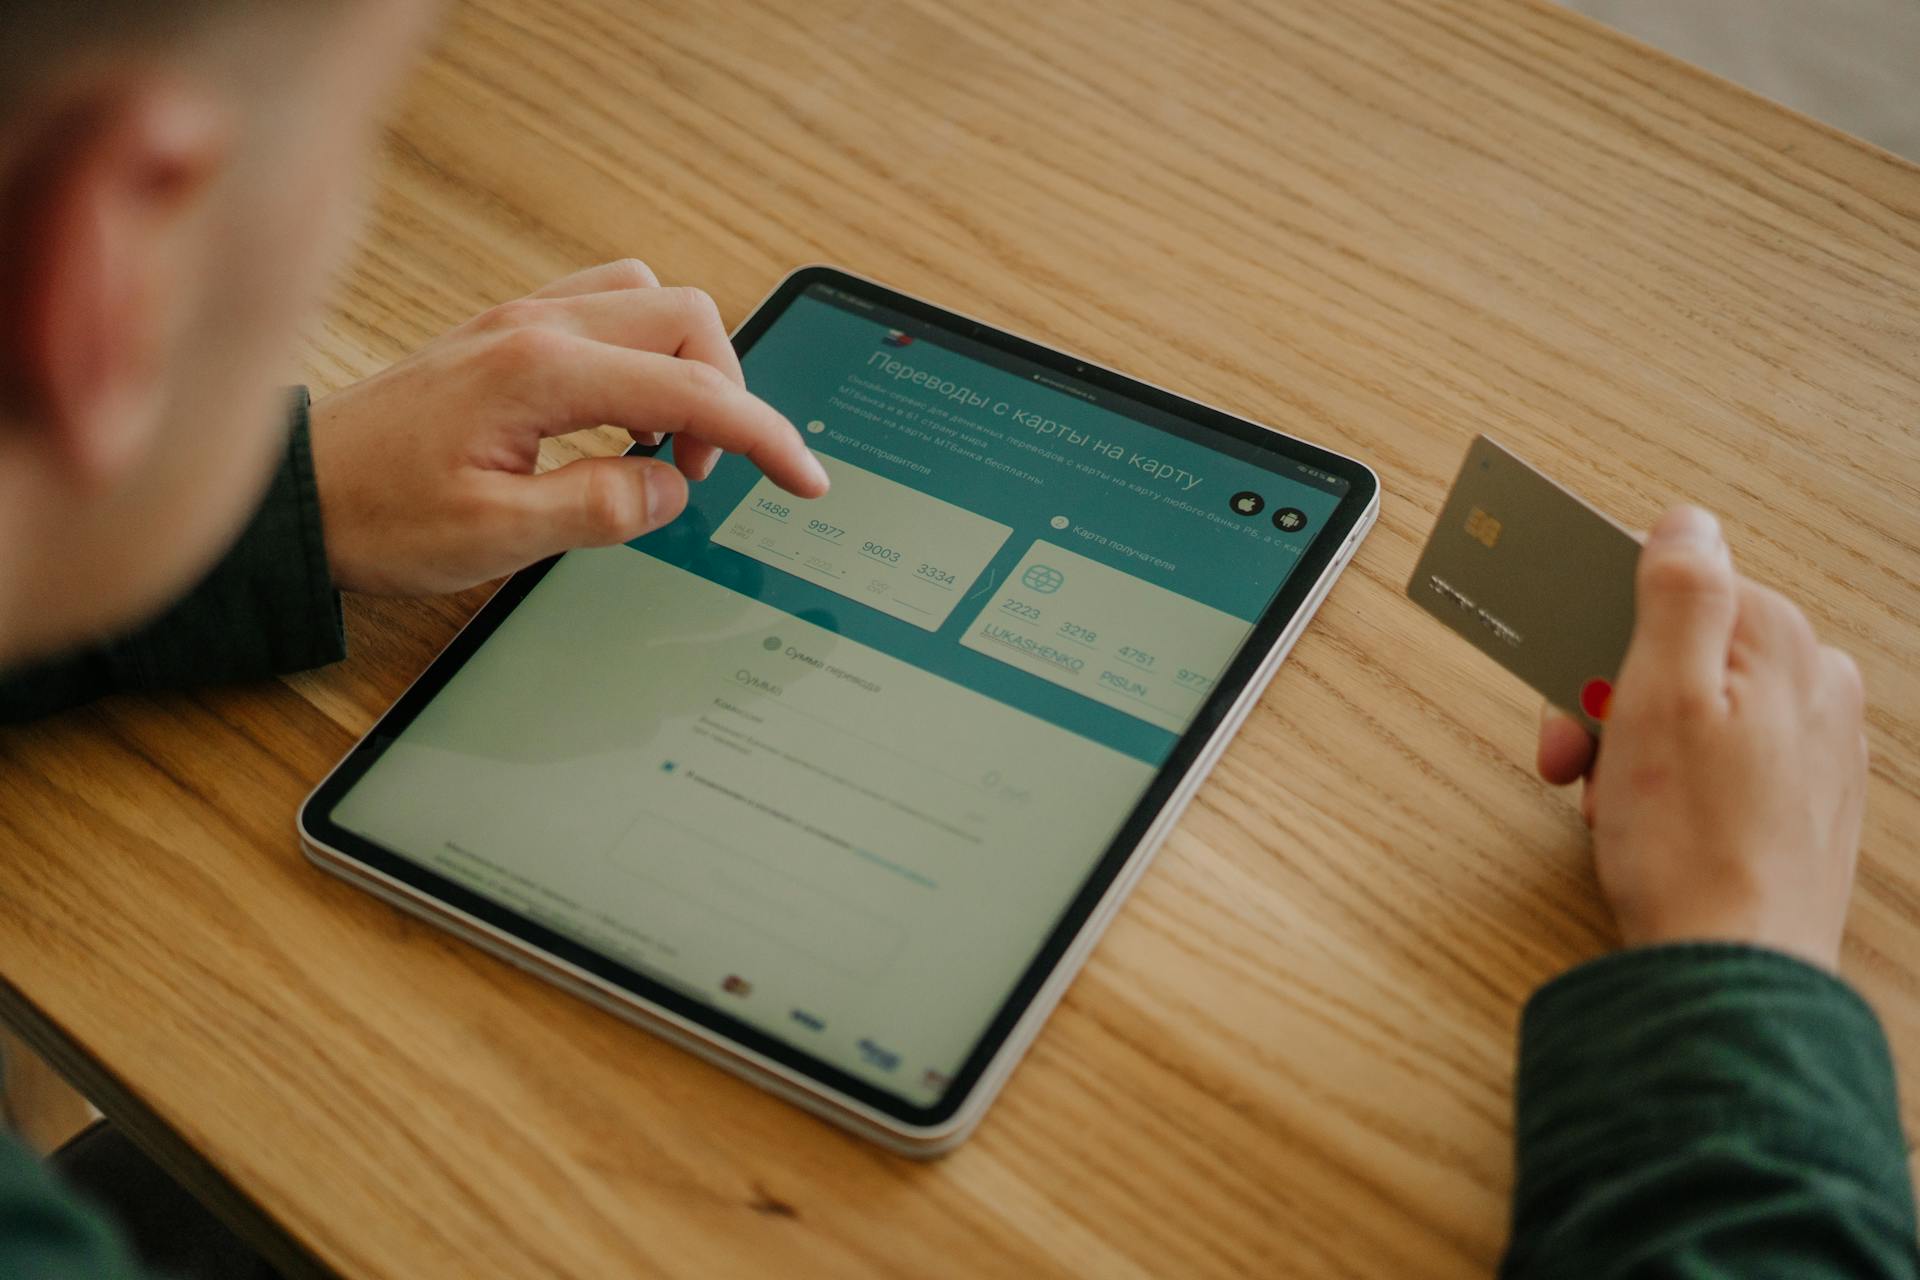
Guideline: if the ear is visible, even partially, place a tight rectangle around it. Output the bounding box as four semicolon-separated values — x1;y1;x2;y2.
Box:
0;79;231;490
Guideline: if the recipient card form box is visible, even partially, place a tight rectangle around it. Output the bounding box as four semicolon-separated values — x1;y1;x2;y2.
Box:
713;453;1012;631
962;541;1249;735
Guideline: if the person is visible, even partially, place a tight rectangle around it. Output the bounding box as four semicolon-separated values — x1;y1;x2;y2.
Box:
1504;506;1917;1277
0;2;823;1275
0;3;1911;1279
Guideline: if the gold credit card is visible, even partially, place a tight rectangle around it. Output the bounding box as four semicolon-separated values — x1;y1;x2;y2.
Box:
1407;436;1639;732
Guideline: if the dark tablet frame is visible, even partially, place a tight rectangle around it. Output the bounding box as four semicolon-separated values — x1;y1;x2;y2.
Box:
300;265;1379;1132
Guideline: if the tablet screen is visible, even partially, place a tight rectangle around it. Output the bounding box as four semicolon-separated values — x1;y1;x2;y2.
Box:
327;275;1354;1112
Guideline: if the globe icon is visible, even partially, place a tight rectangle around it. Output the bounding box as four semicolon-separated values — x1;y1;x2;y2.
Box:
1022;564;1065;595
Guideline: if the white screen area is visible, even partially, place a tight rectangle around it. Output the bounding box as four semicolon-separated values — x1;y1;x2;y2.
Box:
335;548;1156;1102
330;287;1345;1104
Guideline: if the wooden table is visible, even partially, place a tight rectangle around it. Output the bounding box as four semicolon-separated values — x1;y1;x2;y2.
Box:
4;1;1919;1275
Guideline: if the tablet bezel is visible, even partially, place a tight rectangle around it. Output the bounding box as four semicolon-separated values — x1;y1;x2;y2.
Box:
299;264;1379;1140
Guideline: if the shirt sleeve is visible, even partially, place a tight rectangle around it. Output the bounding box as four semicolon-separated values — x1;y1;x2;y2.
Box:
1503;942;1920;1279
0;388;345;724
0;1136;143;1280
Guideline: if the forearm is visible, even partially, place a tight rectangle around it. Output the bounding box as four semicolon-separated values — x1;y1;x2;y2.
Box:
0;389;344;723
1504;943;1919;1278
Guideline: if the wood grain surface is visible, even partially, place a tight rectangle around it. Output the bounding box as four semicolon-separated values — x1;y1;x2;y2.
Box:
4;1;1920;1276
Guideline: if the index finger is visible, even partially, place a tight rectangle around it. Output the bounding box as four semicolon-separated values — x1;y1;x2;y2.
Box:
532;334;828;497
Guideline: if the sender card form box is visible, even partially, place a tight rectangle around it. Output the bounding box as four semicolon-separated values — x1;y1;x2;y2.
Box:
712;452;1013;632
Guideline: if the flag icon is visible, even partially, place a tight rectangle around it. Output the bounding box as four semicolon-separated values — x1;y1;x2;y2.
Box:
883;329;914;347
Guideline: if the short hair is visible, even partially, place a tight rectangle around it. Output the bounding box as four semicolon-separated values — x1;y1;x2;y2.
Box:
0;3;278;110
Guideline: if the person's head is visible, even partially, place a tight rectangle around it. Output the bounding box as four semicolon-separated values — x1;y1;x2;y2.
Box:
0;1;440;669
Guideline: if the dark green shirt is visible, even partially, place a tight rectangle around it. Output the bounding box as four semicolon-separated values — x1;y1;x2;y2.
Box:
0;388;343;726
1;391;339;1278
1;394;1914;1276
1506;944;1918;1277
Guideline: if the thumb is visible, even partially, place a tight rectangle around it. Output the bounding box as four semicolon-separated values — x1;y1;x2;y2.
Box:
1618;505;1737;709
1536;702;1595;785
511;455;689;557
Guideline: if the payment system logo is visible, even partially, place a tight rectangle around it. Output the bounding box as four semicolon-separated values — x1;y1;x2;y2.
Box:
1021;564;1065;595
857;1038;901;1072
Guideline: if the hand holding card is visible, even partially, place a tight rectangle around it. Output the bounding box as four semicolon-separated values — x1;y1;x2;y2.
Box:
1406;436;1639;733
1411;443;1869;969
1554;506;1867;969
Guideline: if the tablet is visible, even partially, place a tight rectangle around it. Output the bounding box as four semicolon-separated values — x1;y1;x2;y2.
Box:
299;266;1380;1155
